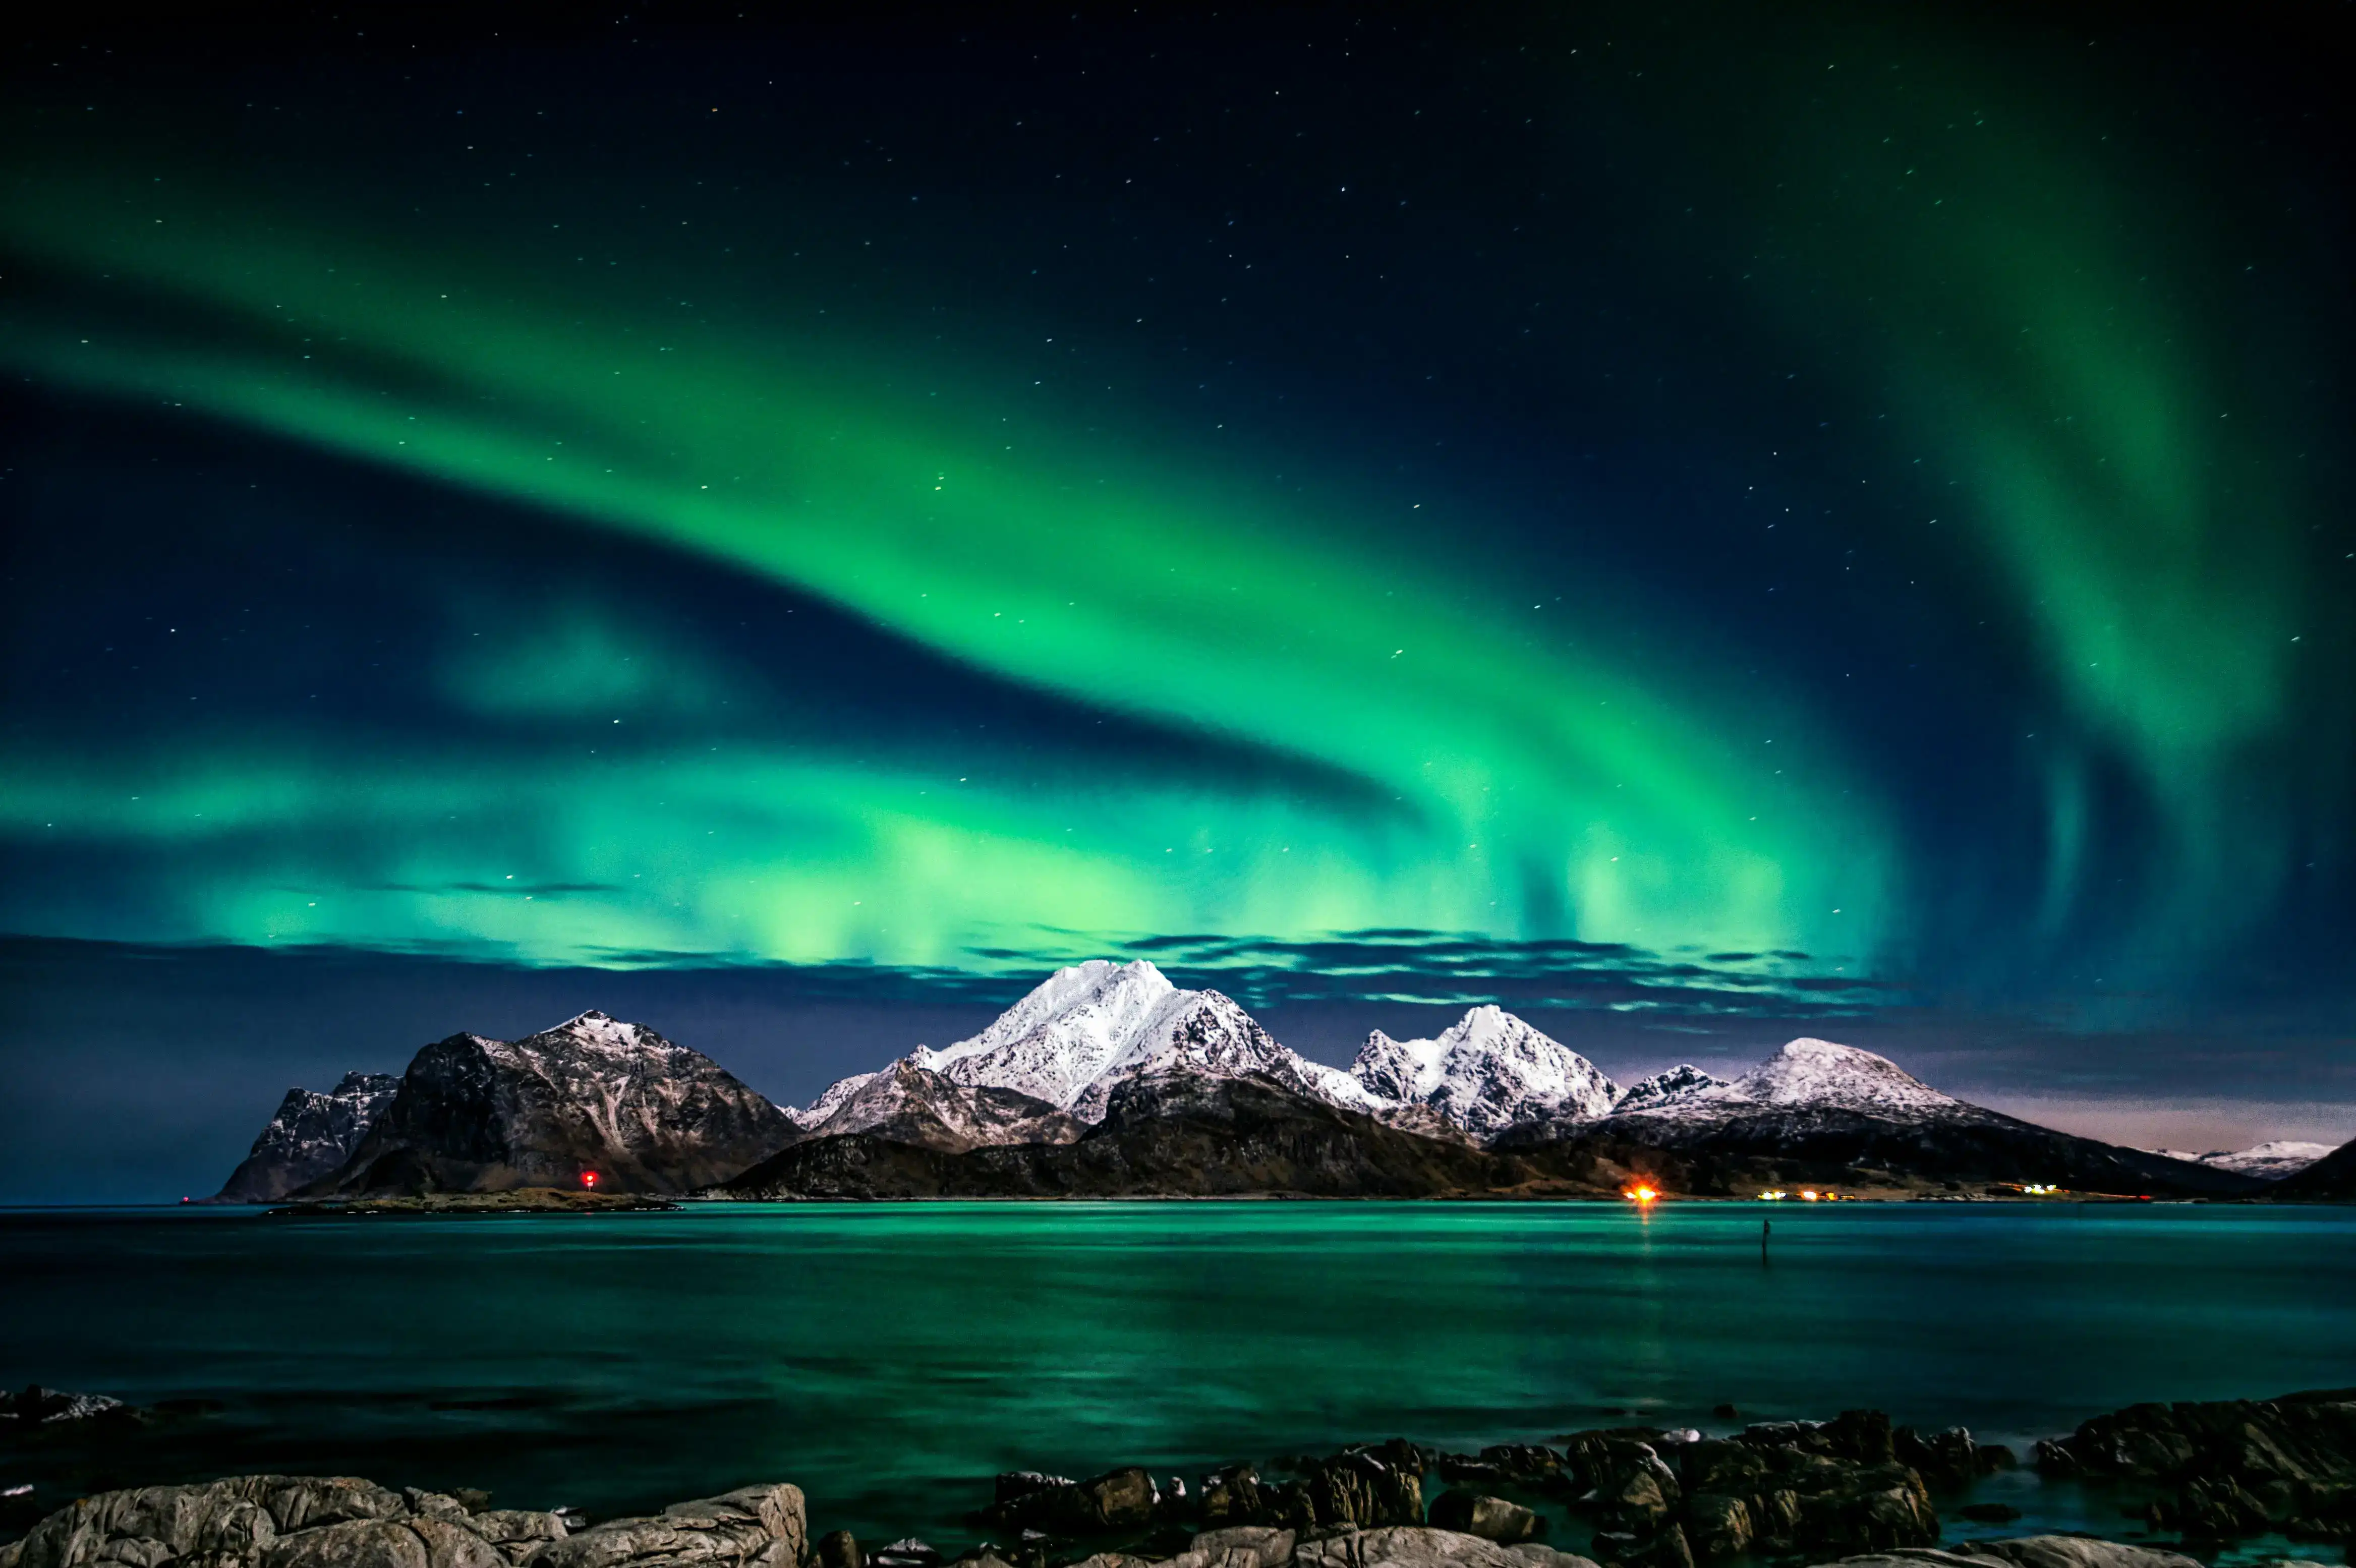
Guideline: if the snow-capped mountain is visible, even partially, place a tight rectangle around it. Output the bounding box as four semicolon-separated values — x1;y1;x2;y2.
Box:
215;1070;401;1202
796;1059;1083;1153
2191;1141;2333;1180
1612;1037;1972;1123
305;1010;799;1196
1347;1005;1618;1138
1612;1064;1729;1115
797;960;1377;1129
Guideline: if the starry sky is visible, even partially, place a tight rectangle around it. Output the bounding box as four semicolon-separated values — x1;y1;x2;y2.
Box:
2;2;2350;1199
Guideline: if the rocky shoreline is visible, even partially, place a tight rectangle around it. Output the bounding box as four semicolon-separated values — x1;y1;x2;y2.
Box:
6;1391;2350;1568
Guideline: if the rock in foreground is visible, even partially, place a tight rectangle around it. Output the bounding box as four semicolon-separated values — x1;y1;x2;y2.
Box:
1810;1541;2203;1568
0;1475;803;1568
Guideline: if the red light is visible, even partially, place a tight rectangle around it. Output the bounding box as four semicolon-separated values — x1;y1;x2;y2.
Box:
582;1171;600;1189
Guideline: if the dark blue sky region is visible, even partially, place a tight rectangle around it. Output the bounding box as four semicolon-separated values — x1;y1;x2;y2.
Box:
1;2;2350;1199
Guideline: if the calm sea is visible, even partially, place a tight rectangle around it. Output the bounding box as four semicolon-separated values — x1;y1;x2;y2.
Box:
3;1202;2351;1562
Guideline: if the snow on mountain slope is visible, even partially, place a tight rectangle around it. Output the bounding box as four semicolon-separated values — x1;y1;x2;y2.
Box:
793;959;1382;1128
1613;1037;1972;1123
215;1071;402;1202
1612;1064;1729;1114
2196;1140;2333;1179
1347;1006;1618;1137
802;1059;1082;1152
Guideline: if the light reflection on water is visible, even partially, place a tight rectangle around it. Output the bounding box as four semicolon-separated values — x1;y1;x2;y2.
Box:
1;1201;2350;1563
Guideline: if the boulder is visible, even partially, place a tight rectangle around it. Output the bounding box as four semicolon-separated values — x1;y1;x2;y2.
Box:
1563;1440;1679;1533
1148;1527;1296;1568
1427;1495;1541;1545
2031;1391;2356;1542
0;1478;547;1568
470;1517;567;1567
1892;1431;1980;1491
1292;1528;1594;1568
1195;1471;1276;1531
985;1469;1161;1537
1678;1495;1750;1562
813;1534;858;1568
1804;1541;2203;1568
532;1485;805;1568
1288;1450;1423;1532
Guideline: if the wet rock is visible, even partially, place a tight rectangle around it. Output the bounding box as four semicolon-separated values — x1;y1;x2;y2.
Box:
1674;1444;1766;1501
1196;1470;1275;1531
470;1515;569;1566
1292;1527;1595;1568
2029;1443;2079;1480
1585;1525;1690;1568
1427;1495;1541;1545
2030;1391;2356;1541
1289;1449;1423;1532
1892;1431;1981;1491
1793;1463;1938;1555
1845;1540;2202;1568
982;1470;1159;1537
870;1541;940;1568
1822;1414;1897;1467
1146;1526;1297;1568
531;1483;807;1568
814;1532;858;1568
1678;1495;1750;1562
995;1478;1073;1509
1476;1450;1566;1490
1564;1440;1679;1534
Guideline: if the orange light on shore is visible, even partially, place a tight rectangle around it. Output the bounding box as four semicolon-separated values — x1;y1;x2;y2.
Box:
1623;1184;1660;1203
582;1171;600;1189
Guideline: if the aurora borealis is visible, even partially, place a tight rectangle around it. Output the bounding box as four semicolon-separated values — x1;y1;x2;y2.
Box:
2;3;2350;1193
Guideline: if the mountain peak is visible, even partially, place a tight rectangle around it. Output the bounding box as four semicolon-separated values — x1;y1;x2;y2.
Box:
1730;1037;1959;1113
1348;1006;1618;1137
1613;1064;1728;1114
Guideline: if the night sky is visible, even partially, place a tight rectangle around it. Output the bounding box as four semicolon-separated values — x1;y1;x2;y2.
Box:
3;3;2350;1201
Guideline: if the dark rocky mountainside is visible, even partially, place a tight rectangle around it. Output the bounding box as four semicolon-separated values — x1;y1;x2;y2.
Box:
798;1060;1084;1153
1497;1106;2263;1200
301;1011;799;1197
214;1071;400;1202
721;1070;1618;1200
2266;1136;2356;1200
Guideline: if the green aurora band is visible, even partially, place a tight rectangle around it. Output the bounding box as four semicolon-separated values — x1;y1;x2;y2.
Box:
1;18;2341;1006
0;166;1890;978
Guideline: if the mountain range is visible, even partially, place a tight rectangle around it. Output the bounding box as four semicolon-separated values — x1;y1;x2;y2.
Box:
214;959;2343;1203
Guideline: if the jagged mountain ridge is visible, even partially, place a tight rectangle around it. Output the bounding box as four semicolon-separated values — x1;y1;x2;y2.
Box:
1542;1038;2265;1197
1348;1004;1619;1137
300;1010;800;1196
797;1059;1084;1153
798;960;1379;1126
214;1071;401;1202
1613;1064;1729;1114
725;1068;1618;1200
790;965;1617;1143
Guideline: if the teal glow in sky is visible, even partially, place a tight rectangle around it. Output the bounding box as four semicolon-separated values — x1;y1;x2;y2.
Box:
1;4;2347;1024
